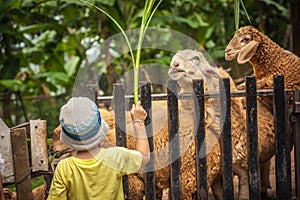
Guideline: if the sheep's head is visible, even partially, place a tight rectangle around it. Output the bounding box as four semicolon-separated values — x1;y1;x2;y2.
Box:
168;49;220;93
225;26;262;64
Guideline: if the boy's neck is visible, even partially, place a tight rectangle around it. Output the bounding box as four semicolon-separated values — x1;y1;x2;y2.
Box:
75;145;101;159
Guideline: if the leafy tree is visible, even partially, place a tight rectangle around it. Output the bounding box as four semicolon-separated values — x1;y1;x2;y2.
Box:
0;0;293;133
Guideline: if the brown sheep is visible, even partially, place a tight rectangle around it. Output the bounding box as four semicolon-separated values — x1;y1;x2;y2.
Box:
168;49;275;199
225;25;300;110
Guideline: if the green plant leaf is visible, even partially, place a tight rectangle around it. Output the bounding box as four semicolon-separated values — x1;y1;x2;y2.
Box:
240;0;251;23
0;79;25;92
64;56;80;77
234;0;240;31
94;0;116;6
38;72;70;84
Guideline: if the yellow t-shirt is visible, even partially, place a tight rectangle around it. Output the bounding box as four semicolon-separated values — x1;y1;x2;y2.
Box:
48;147;142;200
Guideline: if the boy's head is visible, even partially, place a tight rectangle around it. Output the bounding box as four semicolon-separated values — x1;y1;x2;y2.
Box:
59;97;109;150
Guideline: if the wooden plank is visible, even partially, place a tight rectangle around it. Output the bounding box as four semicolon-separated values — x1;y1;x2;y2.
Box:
193;79;208;199
113;83;129;199
273;75;292;199
167;80;182;199
141;81;156;200
219;78;234;199
10;128;32;200
0;174;5;200
10;121;30;137
245;76;260;199
294;89;300;198
0;118;14;184
30;120;48;172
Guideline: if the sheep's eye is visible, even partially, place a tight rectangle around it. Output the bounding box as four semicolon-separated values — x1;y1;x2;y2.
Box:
192;56;200;61
241;36;251;43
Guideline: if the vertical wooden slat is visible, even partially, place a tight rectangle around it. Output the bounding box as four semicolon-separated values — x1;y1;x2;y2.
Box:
0;118;14;184
245;76;260;199
0;173;5;200
141;81;156;200
167;80;182;199
30;120;48;172
219;78;234;199
113;83;129;199
284;90;292;196
273;75;292;199
193;79;208;200
10;128;32;200
294;89;300;198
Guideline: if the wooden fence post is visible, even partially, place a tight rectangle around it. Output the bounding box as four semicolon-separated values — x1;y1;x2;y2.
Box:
245;76;260;199
193;79;208;199
219;78;234;199
0;118;14;184
294;89;300;199
113;83;129;199
141;81;156;200
30;120;48;172
10;128;32;200
273;75;292;199
0;173;4;200
167;80;182;199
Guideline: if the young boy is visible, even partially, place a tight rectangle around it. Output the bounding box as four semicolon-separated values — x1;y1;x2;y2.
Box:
48;97;150;200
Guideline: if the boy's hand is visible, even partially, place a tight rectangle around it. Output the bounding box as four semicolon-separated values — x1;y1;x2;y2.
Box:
130;101;147;121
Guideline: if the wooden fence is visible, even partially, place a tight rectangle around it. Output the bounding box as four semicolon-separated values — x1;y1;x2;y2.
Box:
0;120;50;200
91;75;299;200
0;74;299;199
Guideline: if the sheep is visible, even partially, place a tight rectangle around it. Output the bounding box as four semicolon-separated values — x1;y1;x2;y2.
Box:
168;49;275;199
225;25;300;111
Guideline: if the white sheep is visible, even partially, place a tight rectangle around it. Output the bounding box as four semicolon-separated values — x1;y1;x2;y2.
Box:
168;49;275;199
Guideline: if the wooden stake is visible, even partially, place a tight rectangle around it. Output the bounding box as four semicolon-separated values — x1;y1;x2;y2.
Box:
11;128;32;200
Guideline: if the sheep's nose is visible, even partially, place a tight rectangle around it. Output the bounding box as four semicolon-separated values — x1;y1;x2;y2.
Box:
170;62;179;69
225;48;231;53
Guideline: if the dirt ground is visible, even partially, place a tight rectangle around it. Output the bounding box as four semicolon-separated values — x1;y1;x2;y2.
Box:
162;147;297;199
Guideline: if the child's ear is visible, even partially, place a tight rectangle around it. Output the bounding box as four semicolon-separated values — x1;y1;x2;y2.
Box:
237;40;259;64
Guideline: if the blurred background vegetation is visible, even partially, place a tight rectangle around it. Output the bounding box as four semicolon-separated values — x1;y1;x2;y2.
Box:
0;0;298;135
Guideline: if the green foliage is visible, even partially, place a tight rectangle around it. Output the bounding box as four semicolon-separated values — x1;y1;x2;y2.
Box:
0;0;292;133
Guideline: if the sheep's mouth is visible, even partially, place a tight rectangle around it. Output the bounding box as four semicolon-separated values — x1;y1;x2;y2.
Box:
168;68;186;81
169;68;186;74
225;51;238;61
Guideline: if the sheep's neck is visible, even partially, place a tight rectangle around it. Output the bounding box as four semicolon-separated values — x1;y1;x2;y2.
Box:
250;37;285;78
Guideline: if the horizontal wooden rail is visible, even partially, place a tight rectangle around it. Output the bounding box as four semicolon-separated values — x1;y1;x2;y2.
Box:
96;89;291;104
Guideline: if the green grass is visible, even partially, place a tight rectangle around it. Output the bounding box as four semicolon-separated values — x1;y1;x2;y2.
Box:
5;176;45;192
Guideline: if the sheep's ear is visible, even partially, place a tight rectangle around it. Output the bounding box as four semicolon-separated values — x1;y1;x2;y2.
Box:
237;40;259;64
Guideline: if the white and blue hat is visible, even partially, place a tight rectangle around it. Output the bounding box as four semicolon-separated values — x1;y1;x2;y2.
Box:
59;97;109;150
